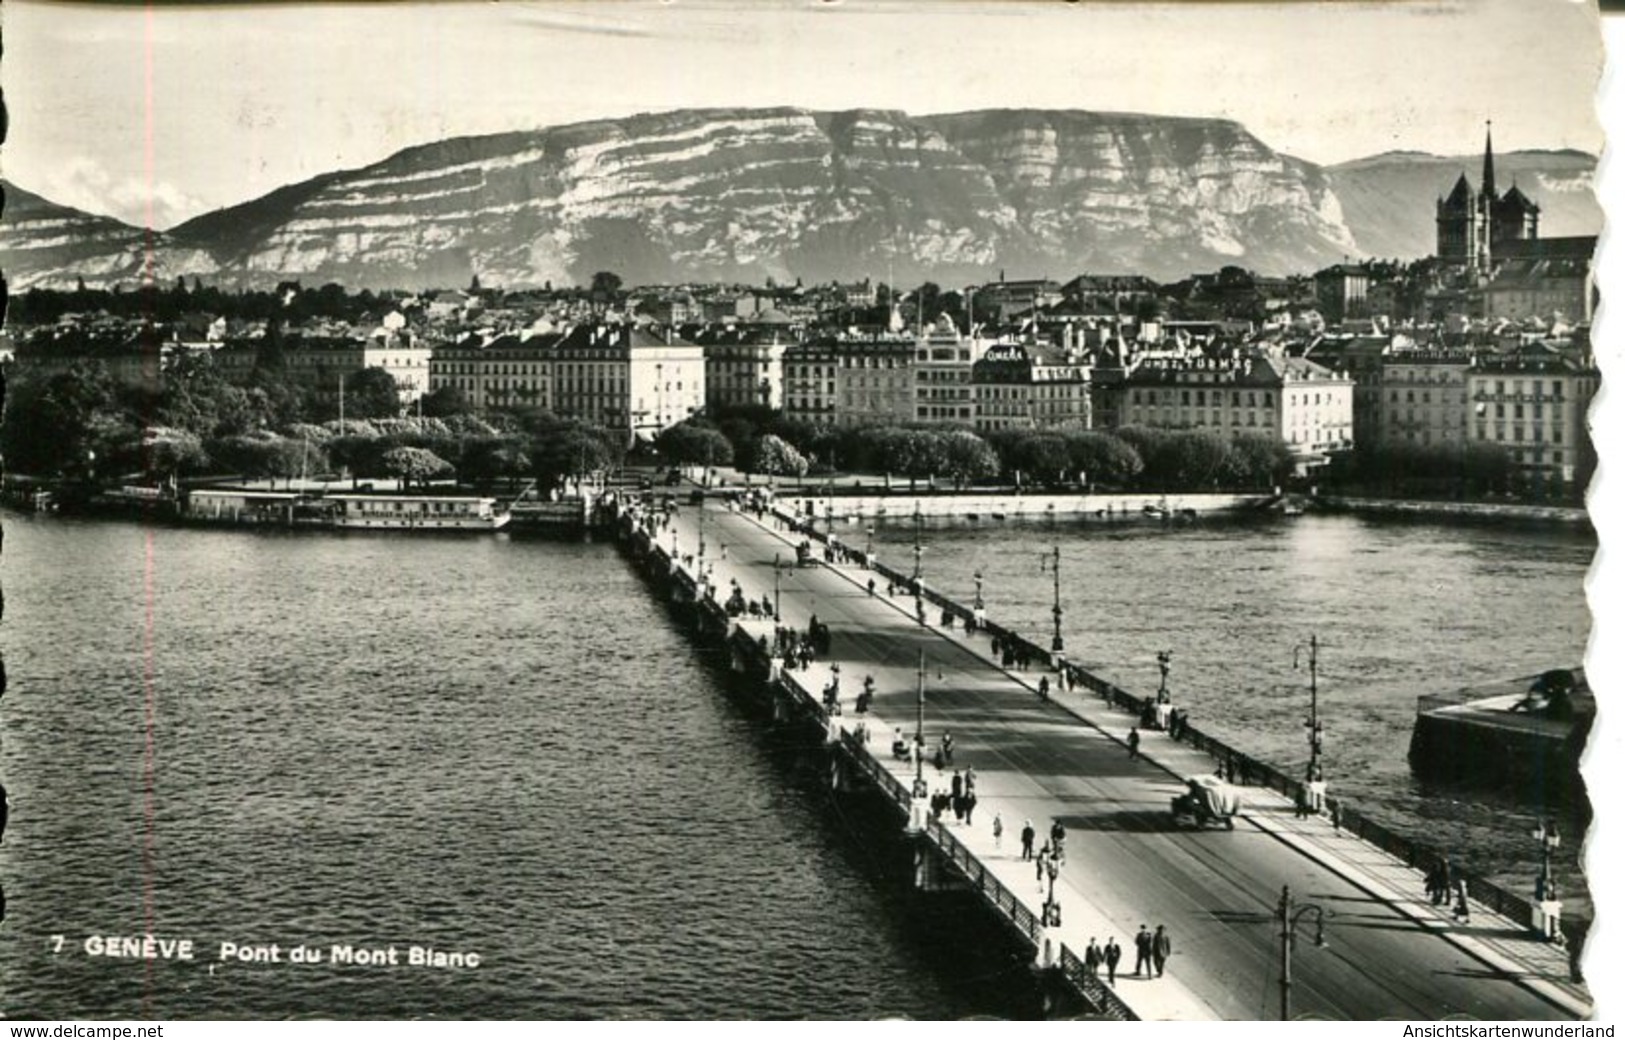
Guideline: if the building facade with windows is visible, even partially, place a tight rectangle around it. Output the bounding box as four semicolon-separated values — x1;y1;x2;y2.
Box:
782;340;839;426
699;327;787;412
1378;350;1474;447
1466;354;1598;487
1122;353;1354;462
552;324;705;441
971;343;1094;432
427;332;558;412
832;335;916;428
913;324;986;424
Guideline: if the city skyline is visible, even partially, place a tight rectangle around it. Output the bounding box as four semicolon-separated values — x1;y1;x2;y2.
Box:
1;0;1605;231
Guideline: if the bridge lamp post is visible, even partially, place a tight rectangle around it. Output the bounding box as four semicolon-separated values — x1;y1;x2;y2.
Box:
1533;819;1561;900
1293;635;1324;781
1041;546;1064;666
773;552;784;621
913;648;929;798
1277;884;1328;1021
912;504;926;624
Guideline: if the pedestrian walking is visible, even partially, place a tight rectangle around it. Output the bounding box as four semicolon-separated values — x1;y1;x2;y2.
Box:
964;767;976;793
942;732;955;764
1084;938;1103;978
992;812;1004;851
951;770;963;800
1152;925;1172;977
1133;925;1154;977
1020;820;1035;861
964;791;977;825
1128;726;1141;760
1104;938;1122;986
1453;878;1471;923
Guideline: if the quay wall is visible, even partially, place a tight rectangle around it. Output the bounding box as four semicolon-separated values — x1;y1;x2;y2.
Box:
776;504;1589;958
772;491;1267;522
612;505;1134;1020
1316;495;1590;527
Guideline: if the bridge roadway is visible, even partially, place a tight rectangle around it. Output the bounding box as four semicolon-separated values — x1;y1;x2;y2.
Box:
643;494;1585;1021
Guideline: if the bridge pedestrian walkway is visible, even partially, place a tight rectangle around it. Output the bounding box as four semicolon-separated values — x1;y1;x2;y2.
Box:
637;495;1589;1020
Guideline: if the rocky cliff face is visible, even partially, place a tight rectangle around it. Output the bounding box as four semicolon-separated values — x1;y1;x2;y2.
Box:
0;183;216;290
0;108;1600;291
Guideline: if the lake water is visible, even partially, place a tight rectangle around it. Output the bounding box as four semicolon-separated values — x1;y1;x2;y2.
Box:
858;511;1594;908
0;512;1040;1019
0;508;1595;1017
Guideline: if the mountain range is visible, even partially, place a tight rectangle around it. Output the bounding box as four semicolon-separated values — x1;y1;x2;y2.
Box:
0;107;1601;292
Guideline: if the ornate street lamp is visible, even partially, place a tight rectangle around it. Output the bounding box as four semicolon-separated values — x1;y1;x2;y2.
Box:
1277;884;1329;1021
1040;546;1064;664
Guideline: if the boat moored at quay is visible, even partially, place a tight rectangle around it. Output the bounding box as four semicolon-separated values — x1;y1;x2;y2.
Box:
183;486;512;531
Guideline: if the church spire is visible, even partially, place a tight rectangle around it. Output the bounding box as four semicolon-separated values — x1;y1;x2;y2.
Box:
1482;119;1497;200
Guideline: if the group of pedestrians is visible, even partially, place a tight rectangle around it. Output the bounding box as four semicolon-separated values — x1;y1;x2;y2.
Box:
1133;924;1173;978
1425;855;1471;922
1082;937;1124;985
990;634;1036;671
929;768;979;825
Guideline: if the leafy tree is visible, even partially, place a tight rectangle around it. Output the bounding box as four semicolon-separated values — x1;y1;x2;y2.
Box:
0;364;120;476
343;367;402;420
208;433;322;488
755;434;808;482
140;426;209;482
1059;430;1140;487
381;446;453;489
1161;431;1232;490
1220;432;1294;489
420;384;476;419
655;422;735;469
997;430;1072;487
459;436;533;491
531;423;618;491
939;429;999;488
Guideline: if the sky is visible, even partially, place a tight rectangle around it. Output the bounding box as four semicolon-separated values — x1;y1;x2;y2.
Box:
0;0;1608;229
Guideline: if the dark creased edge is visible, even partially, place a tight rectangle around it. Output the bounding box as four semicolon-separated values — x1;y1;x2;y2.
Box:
1;0;10;931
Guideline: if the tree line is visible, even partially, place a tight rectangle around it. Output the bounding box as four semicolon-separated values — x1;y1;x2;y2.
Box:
653;409;1299;492
1;357;623;493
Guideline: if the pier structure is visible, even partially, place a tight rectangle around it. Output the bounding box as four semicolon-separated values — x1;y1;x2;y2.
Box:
615;490;1589;1021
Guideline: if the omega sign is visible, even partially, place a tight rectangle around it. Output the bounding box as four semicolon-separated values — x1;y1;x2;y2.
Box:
982;345;1026;362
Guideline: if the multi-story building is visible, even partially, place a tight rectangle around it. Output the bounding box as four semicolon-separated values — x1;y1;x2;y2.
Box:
362;328;432;403
971;342;1094;432
1377;349;1474;447
832;335;916;428
913;323;987;423
698;326;788;412
1479;238;1597;323
1122;353;1354;464
427;332;557;412
552;323;705;442
1467;353;1598;488
782;340;839;426
1306;334;1390;449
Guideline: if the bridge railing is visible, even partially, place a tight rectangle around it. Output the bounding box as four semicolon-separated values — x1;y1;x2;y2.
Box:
774;503;1585;957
